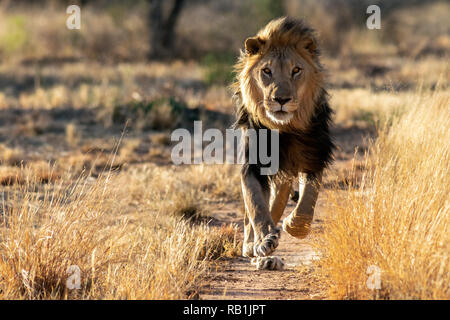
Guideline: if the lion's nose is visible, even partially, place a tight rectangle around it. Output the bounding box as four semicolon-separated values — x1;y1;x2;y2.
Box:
274;97;291;106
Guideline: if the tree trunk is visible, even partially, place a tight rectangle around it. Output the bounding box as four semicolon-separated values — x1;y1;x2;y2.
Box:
147;0;185;59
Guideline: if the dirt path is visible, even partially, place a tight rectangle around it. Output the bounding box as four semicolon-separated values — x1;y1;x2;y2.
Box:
199;197;329;300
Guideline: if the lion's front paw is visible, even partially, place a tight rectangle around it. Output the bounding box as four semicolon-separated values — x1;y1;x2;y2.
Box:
251;256;285;270
254;228;280;257
242;242;255;257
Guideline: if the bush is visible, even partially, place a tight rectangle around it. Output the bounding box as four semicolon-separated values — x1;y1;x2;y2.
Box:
113;97;186;130
0;15;30;58
201;53;236;86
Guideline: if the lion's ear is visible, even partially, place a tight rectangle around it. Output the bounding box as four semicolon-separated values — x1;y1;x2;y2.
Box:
245;37;264;55
304;37;318;55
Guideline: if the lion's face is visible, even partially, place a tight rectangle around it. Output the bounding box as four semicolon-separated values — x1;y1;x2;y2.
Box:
235;17;324;132
249;47;315;125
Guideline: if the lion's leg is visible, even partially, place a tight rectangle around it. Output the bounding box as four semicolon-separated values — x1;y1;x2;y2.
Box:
269;181;292;225
241;166;280;257
243;210;255;257
283;172;322;239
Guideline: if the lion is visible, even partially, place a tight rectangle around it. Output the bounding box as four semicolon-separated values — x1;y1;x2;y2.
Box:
232;17;334;262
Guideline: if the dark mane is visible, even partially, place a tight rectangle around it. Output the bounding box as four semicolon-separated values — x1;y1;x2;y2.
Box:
234;88;335;179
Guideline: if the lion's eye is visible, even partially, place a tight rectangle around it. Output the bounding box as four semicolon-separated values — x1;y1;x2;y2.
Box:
262;68;272;75
292;67;302;76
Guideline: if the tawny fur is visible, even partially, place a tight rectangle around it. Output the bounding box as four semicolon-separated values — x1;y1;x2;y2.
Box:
251;256;285;271
232;17;335;261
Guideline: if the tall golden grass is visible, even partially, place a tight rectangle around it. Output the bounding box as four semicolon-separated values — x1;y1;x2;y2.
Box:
0;163;240;299
320;89;449;299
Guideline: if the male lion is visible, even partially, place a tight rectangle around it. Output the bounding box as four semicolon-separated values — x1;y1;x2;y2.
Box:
232;17;334;260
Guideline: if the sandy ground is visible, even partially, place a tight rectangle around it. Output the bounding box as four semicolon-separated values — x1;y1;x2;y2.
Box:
199;196;330;300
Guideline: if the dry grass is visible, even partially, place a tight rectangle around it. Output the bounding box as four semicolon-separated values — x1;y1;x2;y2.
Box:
0;1;447;300
331;89;409;128
0;160;241;299
319;90;450;299
0;5;148;63
65;123;80;147
0;144;23;166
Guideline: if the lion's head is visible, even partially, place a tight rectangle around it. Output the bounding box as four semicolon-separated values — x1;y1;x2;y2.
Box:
233;17;325;132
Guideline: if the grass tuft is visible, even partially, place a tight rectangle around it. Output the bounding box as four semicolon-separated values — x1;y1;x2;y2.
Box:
319;90;450;299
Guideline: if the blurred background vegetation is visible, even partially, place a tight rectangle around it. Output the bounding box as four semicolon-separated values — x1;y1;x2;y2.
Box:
0;0;447;144
0;0;448;64
0;0;448;168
